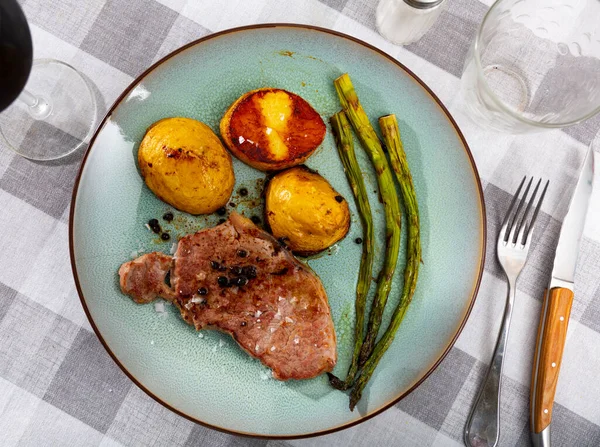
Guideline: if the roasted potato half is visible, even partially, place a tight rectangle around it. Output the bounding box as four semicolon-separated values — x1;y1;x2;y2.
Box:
220;88;326;171
138;117;235;215
265;166;350;256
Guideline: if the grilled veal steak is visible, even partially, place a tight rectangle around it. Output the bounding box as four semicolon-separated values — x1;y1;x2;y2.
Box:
118;213;336;380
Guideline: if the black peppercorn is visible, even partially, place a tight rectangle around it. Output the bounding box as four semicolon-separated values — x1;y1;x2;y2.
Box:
163;212;174;222
229;202;236;208
217;276;229;287
355;237;363;244
242;265;257;279
198;287;208;295
239;187;248;196
216;207;227;216
241;321;247;327
148;219;161;234
230;266;243;276
210;261;220;270
232;276;248;287
251;215;261;225
237;249;248;258
218;218;226;224
161;233;170;241
334;195;344;203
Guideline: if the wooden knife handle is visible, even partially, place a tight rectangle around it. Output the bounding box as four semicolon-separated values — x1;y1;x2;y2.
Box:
530;287;574;433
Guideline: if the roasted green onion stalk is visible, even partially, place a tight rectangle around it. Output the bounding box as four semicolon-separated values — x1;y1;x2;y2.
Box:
349;114;422;411
328;111;375;390
334;73;402;366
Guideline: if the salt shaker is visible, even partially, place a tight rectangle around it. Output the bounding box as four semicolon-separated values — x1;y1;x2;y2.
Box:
376;0;447;46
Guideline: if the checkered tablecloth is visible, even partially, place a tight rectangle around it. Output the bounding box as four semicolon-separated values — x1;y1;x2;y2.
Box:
2;0;600;446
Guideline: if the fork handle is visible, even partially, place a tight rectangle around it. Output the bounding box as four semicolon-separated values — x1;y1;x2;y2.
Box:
464;280;516;447
530;287;574;438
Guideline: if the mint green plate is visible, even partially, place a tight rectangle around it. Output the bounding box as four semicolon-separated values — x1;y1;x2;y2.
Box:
70;24;485;438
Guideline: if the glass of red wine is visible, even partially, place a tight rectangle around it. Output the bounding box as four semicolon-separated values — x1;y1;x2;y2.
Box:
0;0;96;160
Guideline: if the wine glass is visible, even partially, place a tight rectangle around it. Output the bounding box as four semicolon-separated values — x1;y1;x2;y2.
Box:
0;0;96;160
460;0;600;133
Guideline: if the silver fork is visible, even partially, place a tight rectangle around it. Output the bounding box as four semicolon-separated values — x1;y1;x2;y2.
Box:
464;177;549;447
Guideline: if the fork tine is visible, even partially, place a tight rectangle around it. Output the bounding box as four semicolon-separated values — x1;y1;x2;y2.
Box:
501;176;526;240
522;180;549;245
506;177;533;242
512;178;542;244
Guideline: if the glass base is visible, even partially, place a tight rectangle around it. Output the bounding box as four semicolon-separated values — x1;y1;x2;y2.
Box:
0;59;97;161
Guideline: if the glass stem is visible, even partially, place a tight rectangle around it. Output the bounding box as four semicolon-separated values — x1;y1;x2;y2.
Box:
18;89;53;120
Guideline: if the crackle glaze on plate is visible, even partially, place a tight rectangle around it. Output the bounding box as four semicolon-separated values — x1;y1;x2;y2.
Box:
70;24;485;438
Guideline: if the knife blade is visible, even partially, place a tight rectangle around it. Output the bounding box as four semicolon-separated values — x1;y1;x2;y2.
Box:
530;145;595;447
551;148;595;285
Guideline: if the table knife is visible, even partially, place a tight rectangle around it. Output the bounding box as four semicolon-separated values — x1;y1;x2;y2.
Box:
530;146;595;447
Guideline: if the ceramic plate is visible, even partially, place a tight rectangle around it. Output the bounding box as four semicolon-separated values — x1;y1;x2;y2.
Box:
70;24;485;438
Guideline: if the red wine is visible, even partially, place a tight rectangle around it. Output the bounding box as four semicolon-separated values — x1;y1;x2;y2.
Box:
0;0;33;112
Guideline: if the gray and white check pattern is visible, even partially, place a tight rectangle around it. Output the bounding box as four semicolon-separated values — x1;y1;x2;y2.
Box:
2;0;600;446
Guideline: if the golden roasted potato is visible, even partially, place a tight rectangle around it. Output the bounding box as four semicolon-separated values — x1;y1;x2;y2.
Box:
220;88;326;171
138;117;235;214
265;166;350;256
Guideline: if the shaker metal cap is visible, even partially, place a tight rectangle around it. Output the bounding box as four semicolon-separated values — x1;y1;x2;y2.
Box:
404;0;446;8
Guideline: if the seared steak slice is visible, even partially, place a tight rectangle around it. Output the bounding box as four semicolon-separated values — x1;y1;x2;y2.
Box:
118;213;336;380
119;252;174;303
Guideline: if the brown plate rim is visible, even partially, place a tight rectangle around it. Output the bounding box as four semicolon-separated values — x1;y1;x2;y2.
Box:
69;23;487;440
